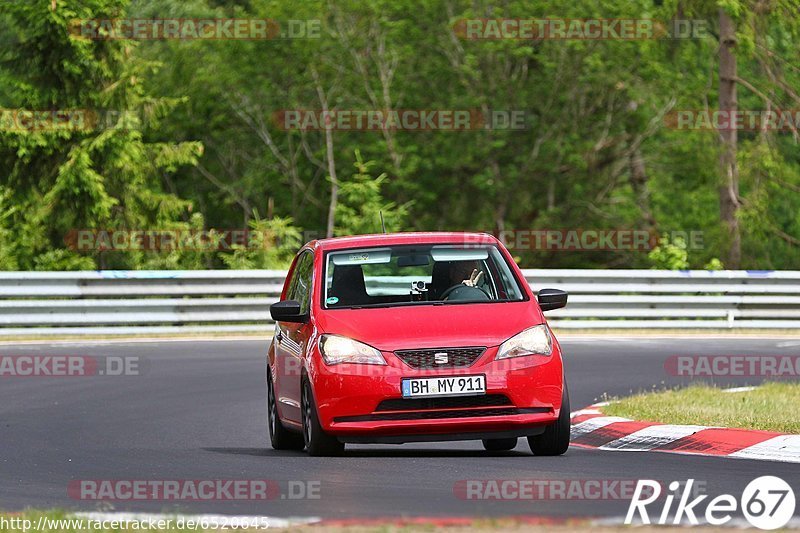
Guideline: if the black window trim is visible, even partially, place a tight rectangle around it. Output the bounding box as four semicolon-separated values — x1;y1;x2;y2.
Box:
287;249;314;315
319;242;530;310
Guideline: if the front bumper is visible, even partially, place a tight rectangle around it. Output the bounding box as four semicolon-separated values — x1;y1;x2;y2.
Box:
309;345;564;439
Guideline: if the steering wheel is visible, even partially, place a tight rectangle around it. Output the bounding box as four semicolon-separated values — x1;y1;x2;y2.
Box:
440;284;490;301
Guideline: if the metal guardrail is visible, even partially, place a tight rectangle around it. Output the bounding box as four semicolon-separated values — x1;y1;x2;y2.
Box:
526;269;800;329
0;269;798;336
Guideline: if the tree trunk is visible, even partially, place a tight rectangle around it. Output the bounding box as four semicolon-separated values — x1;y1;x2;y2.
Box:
628;146;656;232
324;126;338;238
312;69;339;238
718;9;741;268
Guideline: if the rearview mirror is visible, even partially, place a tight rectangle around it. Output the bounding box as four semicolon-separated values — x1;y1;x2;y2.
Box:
270;300;308;323
397;255;430;267
537;288;568;312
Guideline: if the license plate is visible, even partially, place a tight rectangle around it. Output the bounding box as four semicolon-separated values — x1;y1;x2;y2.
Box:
401;375;486;398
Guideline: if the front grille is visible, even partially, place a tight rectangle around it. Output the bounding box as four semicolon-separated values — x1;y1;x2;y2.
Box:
394;346;486;369
375;394;512;412
334;407;549;423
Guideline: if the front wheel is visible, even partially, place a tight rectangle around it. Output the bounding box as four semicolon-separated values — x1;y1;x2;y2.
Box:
302;380;345;457
527;383;570;456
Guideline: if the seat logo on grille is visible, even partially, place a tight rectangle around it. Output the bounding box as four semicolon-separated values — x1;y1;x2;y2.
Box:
434;352;449;364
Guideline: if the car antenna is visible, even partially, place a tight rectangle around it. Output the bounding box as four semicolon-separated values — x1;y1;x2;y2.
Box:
379;211;387;233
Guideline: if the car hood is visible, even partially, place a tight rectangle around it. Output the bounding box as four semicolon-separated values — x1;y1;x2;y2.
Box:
315;301;544;351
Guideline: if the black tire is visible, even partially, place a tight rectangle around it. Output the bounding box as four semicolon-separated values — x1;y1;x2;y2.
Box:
302;380;344;457
482;438;518;451
527;383;570;456
267;371;304;451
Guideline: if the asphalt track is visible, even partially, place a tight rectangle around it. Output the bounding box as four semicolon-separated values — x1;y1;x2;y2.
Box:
1;337;799;520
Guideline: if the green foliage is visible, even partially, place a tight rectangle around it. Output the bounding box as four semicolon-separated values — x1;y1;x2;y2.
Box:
127;212;210;270
0;0;798;270
219;215;302;270
0;186;18;270
0;0;202;270
334;150;410;236
32;249;97;271
648;234;690;270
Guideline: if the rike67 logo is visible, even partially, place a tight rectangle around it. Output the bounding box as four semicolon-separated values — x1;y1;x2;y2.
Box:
626;476;796;530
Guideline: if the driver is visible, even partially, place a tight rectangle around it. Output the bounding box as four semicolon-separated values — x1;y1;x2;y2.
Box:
448;260;484;289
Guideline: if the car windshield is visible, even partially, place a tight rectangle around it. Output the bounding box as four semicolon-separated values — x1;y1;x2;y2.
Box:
323;244;525;309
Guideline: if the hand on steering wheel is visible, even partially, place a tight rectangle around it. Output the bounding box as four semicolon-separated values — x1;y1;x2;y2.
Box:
440;269;486;300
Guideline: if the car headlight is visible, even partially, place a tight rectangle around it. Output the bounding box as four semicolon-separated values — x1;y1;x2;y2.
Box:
319;335;387;365
496;325;552;360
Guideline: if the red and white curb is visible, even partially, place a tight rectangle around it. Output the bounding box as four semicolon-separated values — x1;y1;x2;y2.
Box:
570;403;800;463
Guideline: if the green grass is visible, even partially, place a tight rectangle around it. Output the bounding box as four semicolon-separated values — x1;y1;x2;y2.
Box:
603;382;800;433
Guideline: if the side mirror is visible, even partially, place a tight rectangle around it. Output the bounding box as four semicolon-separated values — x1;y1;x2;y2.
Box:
537;288;568;312
270;300;308;323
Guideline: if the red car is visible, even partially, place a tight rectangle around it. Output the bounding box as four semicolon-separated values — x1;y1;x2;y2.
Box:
267;232;569;456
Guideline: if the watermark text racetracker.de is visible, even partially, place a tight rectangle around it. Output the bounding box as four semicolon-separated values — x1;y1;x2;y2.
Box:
0;355;144;377
665;355;800;378
276;352;555;378
666;109;800;131
453;18;709;40
65;229;327;253
496;229;703;252
1;516;285;531
70;18;321;40
273;109;529;131
66;229;279;252
67;479;320;501
454;479;668;501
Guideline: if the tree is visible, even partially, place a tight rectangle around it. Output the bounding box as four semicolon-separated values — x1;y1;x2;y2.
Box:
0;0;201;270
1;0;798;270
718;7;741;267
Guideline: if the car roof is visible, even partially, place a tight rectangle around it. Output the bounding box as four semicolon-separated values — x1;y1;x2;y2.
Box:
307;231;499;252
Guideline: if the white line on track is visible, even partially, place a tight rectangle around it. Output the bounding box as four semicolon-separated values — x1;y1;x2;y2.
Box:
569;408;604;417
721;386;756;393
0;336;271;347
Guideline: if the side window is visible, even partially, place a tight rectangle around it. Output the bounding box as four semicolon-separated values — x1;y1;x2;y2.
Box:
284;257;302;301
288;251;313;314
